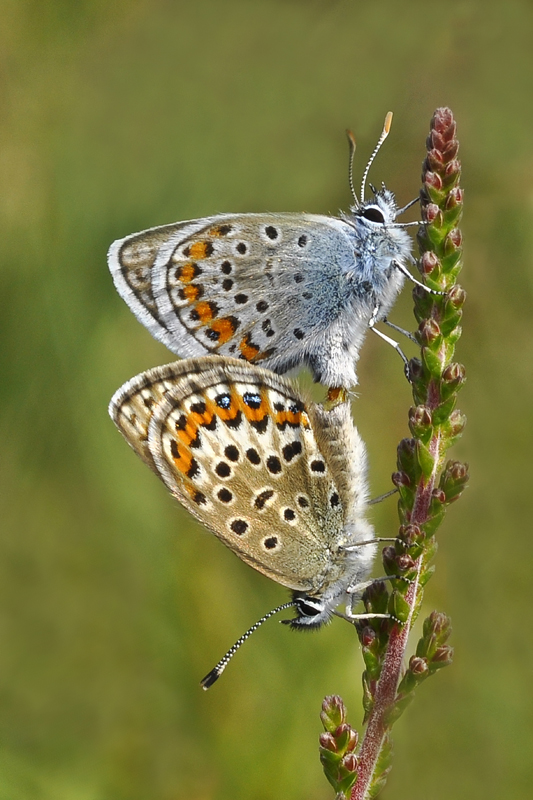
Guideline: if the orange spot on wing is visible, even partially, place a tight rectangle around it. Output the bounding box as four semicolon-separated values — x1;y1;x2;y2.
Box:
182;284;200;302
170;439;193;475
275;409;299;427
239;334;260;361
215;403;237;422
176;419;199;447
237;390;269;424
273;406;310;429
189;241;212;259
195;302;216;323
177;263;197;282
213;390;241;425
208;224;232;237
188;397;218;430
210;317;238;345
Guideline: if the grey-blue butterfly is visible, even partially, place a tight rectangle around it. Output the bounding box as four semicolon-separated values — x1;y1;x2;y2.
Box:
108;114;422;390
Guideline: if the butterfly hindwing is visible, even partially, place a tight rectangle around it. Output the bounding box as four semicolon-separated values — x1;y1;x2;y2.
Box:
109;357;361;592
109;219;211;354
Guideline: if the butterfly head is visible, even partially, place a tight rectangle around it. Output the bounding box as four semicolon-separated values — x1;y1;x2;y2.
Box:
355;187;399;227
282;594;336;630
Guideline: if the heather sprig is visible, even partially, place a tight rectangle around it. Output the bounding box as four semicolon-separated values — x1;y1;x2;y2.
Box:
319;108;467;800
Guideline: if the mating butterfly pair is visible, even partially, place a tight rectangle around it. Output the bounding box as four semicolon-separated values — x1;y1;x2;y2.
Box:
108;115;420;685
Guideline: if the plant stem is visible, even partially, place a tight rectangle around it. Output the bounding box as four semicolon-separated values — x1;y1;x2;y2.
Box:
349;106;465;800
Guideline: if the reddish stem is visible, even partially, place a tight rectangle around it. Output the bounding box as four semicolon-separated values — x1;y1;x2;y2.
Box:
351;430;441;800
351;580;417;799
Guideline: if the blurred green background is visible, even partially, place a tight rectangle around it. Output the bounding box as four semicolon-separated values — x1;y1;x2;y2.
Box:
1;1;532;798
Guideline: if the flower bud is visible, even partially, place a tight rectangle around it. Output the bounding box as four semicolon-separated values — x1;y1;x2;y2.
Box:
320;695;346;732
392;471;411;488
319;732;337;752
432;645;454;667
447;284;466;307
409;357;424;379
399;524;424;547
425;148;444;172
439;460;469;501
396;436;418;477
341;753;358;773
441;140;459;163
431;107;455;139
418;318;441;345
420;251;440;275
360;626;376;648
409;655;429;677
431;488;446;504
442;362;466;390
363;580;389;614
445;158;461;180
425;611;451;638
417;612;452;660
423;203;442;226
447;410;467;438
396;553;416;572
445;228;462;255
446;186;463;209
382;546;397;574
334;723;358;754
424;170;443;191
409;404;433;440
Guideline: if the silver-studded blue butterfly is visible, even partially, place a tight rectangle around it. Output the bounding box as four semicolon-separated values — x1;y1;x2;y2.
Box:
108;114;420;390
109;356;395;686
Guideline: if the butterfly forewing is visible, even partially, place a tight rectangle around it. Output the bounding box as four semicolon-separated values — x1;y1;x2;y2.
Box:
110;357;350;592
110;213;360;373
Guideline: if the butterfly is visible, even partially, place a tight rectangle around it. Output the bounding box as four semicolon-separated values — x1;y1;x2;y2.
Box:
108;114;419;391
109;356;386;685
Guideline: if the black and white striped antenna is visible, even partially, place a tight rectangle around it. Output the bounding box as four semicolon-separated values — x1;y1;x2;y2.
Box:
360;111;393;203
200;601;296;690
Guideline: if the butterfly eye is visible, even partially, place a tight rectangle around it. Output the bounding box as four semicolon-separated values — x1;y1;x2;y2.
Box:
295;597;324;617
362;206;385;224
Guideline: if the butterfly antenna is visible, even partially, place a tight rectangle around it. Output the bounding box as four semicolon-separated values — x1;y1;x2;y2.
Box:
360;111;393;204
396;196;420;217
346;129;359;207
200;601;296;690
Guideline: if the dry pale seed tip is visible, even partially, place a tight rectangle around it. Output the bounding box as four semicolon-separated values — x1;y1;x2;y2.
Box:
346;129;358;206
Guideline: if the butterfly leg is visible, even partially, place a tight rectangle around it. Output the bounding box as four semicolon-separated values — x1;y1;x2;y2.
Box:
368;488;398;505
369;324;410;372
368;304;411;379
346;574;414;597
393;259;446;296
343;536;401;551
341;573;413;623
382;317;417;343
335;609;391;623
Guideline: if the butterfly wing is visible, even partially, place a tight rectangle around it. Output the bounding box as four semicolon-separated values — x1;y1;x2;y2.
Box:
108;219;211;353
109;356;366;592
108;213;366;383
